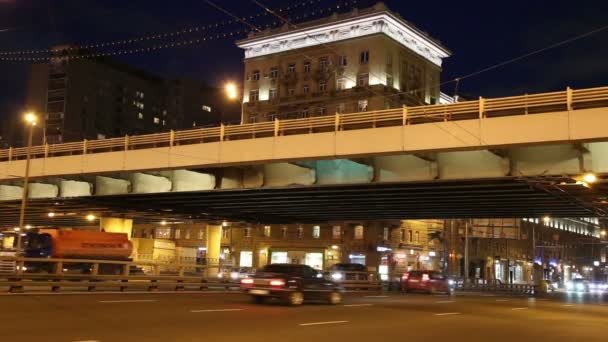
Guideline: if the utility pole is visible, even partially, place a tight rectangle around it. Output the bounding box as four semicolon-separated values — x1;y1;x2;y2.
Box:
17;113;37;255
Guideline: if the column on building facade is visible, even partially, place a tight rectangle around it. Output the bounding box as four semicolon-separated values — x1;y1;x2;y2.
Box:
206;224;222;277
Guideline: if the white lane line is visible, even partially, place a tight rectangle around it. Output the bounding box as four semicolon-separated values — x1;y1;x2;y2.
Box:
343;304;373;307
495;299;510;302
511;307;528;311
73;340;100;342
436;300;455;304
98;300;157;303
364;295;388;298
434;312;461;316
190;309;243;313
562;304;574;307
299;321;349;326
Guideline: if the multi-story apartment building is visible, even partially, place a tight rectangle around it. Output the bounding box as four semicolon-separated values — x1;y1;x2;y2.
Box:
236;2;451;123
23;47;238;146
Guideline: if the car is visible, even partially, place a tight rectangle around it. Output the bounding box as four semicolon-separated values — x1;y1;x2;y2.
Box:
327;263;368;282
217;267;254;283
566;278;590;292
241;264;342;306
402;270;451;294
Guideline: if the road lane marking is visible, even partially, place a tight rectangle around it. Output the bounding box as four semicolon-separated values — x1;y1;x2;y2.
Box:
343;304;373;307
495;299;510;302
364;295;387;298
299;321;349;326
436;300;455;304
511;307;528;310
434;312;461;316
562;304;574;307
98;300;157;303
190;309;243;313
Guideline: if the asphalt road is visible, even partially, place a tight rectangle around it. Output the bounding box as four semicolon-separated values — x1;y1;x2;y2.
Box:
1;291;607;342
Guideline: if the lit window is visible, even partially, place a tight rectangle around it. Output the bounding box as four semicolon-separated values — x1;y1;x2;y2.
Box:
288;88;295;96
354;225;364;240
303;62;310;73
383;227;389;241
319;81;327;92
174;229;181;239
192;121;197;127
185;230;191;240
336;103;345;114
97;133;106;139
332;226;341;239
198;229;204;240
153;117;160;124
303;84;309;94
202;105;212;112
357;99;368;112
297;226;303;239
358;73;369;87
250;89;259;102
337;78;346;90
415;231;420;243
264;225;271;237
282;226;288;239
288;63;296;73
408;230;413;242
360;51;369;64
319;57;329;70
155;227;171;239
317;107;326;116
138;113;144;119
270;67;279;79
313;226;320;239
222;227;230;239
244;227;251;238
240;251;253;267
252;70;260;81
339;55;347;66
162;119;166;126
269;88;278;99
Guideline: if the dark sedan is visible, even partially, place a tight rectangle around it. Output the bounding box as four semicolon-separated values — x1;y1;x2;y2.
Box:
241;264;342;306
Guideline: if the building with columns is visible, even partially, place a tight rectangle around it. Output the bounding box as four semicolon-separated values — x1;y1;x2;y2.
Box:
236;2;451;123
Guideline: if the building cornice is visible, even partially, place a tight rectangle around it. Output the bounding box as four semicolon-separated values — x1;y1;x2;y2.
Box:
237;12;451;67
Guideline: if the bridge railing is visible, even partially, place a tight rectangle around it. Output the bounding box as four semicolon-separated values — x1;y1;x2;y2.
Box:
1;86;607;162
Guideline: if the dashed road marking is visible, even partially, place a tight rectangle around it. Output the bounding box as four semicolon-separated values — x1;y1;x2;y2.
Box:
511;307;528;311
299;320;349;326
364;295;388;298
190;309;243;313
434;312;461;316
98;300;157;303
562;304;574;307
436;300;455;304
495;299;510;302
343;304;373;307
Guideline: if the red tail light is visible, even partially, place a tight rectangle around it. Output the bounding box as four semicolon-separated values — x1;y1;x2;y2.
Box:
422;274;430;281
401;273;410;280
241;278;254;285
269;279;285;287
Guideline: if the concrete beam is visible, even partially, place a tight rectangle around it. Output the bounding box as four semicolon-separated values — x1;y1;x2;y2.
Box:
130;173;171;194
220;168;243;189
510;144;582;176
437;150;510;179
59;179;92;197
0;185;22;201
301;159;373;185
28;183;59;199
95;176;130;196
588;142;608;173
160;170;216;192
374;155;438;182
263;163;315;187
243;167;264;188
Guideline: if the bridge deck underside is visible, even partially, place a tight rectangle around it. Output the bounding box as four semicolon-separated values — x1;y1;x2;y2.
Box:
0;178;604;227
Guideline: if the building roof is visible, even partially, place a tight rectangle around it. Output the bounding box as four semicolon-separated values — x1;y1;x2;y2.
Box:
236;2;451;67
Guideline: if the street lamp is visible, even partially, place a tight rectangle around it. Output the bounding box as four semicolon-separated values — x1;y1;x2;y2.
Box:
16;111;38;255
582;173;597;184
86;214;96;222
224;82;244;124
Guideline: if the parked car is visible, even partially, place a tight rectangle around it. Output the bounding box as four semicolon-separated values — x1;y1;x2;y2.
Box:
402;271;451;294
241;264;342;306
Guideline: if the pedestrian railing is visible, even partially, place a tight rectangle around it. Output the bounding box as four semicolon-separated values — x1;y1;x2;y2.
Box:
1;85;607;162
456;282;535;295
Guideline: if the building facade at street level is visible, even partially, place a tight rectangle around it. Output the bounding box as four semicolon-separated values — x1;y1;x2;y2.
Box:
23;46;238;146
129;217;607;284
236;2;451;123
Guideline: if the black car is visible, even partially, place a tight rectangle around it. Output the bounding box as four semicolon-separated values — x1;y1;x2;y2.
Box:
241;264;342;306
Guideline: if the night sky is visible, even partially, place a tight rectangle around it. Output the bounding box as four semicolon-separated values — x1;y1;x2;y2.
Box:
1;0;607;122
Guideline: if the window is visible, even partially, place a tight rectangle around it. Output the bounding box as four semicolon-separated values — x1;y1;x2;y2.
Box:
319;57;329;70
248;116;257;123
354;225;364;240
268;112;277;121
415;231;420;243
252;70;260;81
270;67;279;78
264;225;271;237
269;88;278;99
153;117;160;124
408;230;413;242
357;99;368;112
240;251;253;267
97;134;106;139
339;55;347;66
192;121;197;127
337;78;346;90
288;63;296;73
185;230;191;240
138;113;144;120
282;226;288;239
162;110;167;116
336;103;345;114
360;51;369;64
162;119;166;126
300;109;309;118
313;225;320;239
297;226;303;239
288;88;295;96
244;227;251;238
202;105;212;112
198;229;204;240
319;81;327;92
317;107;326;116
174;229;181;239
386;74;394;87
155;227;171;239
303;84;309;94
332;226;341;239
303;62;311;73
383;227;389;241
222;227;230;239
249;89;259;102
358;73;369;87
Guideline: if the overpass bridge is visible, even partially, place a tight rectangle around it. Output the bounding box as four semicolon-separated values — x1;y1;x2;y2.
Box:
0;86;607;226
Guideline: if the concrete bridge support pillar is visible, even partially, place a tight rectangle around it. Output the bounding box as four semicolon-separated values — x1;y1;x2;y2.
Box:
263;163;315;187
374;155;438;182
206;224;222;278
160;170;216;192
59;179;92;197
28;183;59;198
95;176;130;196
0;185;22;201
130;173;171;194
100;217;133;239
300;159;373;185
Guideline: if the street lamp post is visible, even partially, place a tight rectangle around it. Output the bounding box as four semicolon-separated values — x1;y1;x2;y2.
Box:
16;112;37;255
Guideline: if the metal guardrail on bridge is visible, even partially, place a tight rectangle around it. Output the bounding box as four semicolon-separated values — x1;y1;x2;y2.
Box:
1;86;607;162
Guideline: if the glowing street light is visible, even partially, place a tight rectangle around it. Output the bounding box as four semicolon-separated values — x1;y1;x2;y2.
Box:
160;220;167;226
24;112;38;125
582;173;597;184
601;230;606;237
86;214;96;222
225;82;238;100
543;216;551;224
17;111;39;254
47;212;55;218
